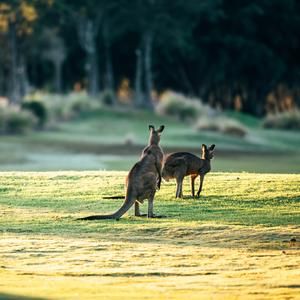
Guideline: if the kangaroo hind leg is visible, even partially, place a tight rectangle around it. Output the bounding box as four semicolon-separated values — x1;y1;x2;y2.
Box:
197;174;205;197
191;174;198;198
147;194;154;218
175;176;184;198
147;194;166;218
135;201;147;217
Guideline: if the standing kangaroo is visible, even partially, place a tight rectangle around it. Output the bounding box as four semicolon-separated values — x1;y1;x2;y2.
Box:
162;144;215;198
78;125;165;220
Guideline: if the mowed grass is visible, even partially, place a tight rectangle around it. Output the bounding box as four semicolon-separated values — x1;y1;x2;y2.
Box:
0;171;299;299
0;108;300;172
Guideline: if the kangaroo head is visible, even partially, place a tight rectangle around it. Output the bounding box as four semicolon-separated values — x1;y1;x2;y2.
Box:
201;144;215;160
148;125;165;145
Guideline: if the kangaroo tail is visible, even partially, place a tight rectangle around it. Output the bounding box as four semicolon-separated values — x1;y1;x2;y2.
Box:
77;188;135;221
103;195;124;199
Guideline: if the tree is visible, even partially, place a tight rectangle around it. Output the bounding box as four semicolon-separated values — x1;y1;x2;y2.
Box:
2;0;300;116
119;0;220;109
0;1;38;103
41;28;66;93
54;0;117;96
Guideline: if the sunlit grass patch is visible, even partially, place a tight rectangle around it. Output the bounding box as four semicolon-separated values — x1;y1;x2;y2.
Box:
0;171;299;299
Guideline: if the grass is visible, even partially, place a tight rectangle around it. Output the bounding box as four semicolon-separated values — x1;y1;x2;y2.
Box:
0;171;299;299
0;108;300;173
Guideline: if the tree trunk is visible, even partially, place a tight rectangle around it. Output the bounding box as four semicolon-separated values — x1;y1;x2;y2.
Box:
103;22;114;92
134;48;143;107
19;55;30;98
178;62;195;96
87;49;99;96
8;22;21;104
104;44;114;91
54;61;63;94
78;18;100;96
143;31;154;110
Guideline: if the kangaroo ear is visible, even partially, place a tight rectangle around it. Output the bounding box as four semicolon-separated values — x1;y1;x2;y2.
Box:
149;125;155;131
202;144;207;150
158;125;165;133
209;144;215;150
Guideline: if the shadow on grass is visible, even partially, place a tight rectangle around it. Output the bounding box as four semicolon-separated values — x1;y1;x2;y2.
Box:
0;293;47;300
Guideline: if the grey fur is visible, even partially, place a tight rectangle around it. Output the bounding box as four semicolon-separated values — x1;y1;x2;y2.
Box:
78;125;165;220
162;144;215;198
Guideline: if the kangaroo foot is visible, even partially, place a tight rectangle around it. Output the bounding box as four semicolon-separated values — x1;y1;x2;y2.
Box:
148;214;167;218
135;213;148;217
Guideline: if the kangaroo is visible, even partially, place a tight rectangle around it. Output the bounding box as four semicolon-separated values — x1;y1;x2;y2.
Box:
78;125;165;220
162;144;215;198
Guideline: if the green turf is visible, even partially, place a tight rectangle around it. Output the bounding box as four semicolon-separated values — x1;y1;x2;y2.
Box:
0;171;299;299
0;108;299;172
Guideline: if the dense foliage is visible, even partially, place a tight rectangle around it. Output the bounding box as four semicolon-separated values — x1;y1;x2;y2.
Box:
0;0;300;116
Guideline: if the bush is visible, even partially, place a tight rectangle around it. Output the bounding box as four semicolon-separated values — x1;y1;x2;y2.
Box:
262;110;300;130
156;91;208;122
100;89;116;106
67;95;91;114
222;123;248;137
38;92;101;122
0;106;37;134
22;100;47;128
42;95;72;121
196;116;248;137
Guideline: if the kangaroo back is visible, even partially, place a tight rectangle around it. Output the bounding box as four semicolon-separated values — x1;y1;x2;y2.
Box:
162;144;215;198
162;152;201;179
78;124;165;220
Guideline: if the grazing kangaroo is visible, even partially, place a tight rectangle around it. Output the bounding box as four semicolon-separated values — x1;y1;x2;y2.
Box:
78;125;165;220
162;144;215;198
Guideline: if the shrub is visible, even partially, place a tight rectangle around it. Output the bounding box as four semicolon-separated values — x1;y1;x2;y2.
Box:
38;92;101;122
196;116;248;137
42;95;72;121
100;89;116;106
65;93;101;119
0;106;37;134
22;100;47;128
156;91;207;122
262;110;300;130
222;123;248;137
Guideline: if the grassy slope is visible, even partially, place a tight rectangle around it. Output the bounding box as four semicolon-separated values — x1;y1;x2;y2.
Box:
0;171;299;299
0;108;299;172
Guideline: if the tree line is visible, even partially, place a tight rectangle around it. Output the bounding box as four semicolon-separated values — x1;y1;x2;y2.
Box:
0;0;300;116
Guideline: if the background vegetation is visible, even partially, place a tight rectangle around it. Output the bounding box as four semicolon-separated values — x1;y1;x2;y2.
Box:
0;2;300;299
0;1;300;174
1;0;300;116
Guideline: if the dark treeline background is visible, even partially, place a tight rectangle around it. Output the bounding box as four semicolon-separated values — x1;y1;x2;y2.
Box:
0;0;300;116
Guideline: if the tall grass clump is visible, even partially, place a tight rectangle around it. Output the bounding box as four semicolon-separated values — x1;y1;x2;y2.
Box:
100;89;116;106
28;92;101;123
22;100;48;128
262;110;300;130
0;106;37;134
196;116;248;137
156;91;209;122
